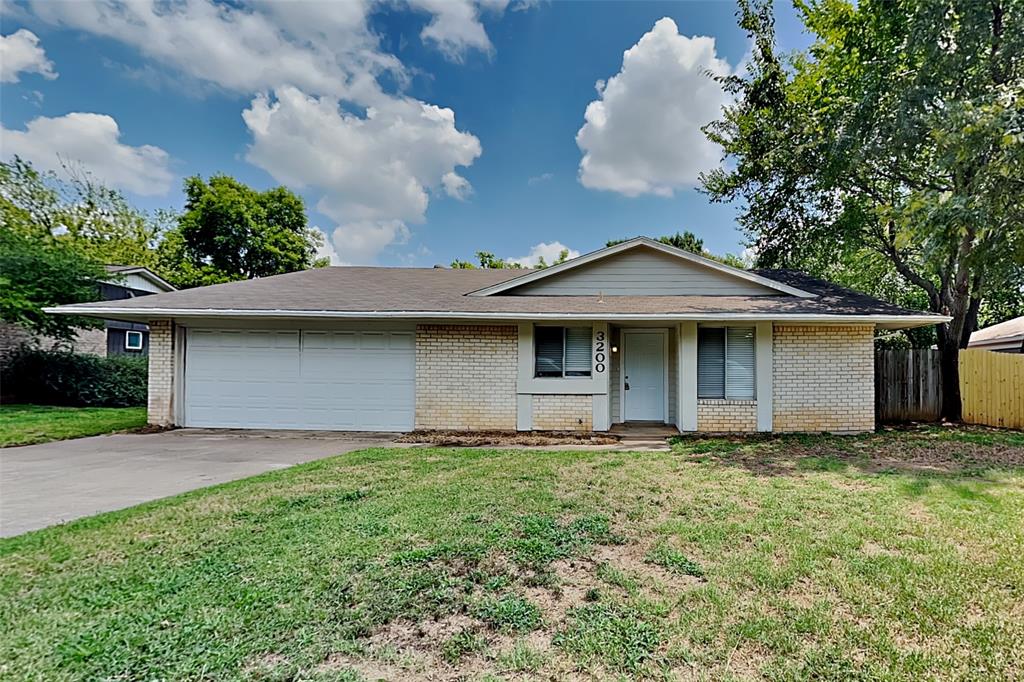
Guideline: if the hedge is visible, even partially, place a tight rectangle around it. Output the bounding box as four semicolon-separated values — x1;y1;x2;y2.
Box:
2;349;148;407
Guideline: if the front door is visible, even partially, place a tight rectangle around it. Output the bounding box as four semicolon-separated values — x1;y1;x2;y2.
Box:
623;330;666;422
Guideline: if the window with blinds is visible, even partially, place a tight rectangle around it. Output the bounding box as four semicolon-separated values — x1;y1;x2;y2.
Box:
697;326;755;399
534;326;592;378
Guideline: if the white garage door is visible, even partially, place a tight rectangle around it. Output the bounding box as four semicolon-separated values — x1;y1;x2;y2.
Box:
184;329;415;431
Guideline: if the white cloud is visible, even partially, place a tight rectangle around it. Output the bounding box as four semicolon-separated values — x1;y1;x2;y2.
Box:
243;87;481;263
576;17;733;197
330;220;411;265
311;227;344;265
527;172;553;186
24;0;526;259
1;112;173;196
408;0;502;61
0;29;57;83
28;0;396;100
442;171;473;200
508;241;580;268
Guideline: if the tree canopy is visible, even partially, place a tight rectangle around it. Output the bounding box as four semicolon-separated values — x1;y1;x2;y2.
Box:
159;175;327;288
702;0;1024;419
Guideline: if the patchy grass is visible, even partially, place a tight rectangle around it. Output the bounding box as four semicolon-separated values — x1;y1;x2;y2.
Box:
1;427;1023;680
0;404;146;447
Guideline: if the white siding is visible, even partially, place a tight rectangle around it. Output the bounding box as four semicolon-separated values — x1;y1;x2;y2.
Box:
509;246;780;296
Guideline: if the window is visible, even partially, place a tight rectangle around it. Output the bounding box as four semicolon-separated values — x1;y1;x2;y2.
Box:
535;326;592;378
125;330;144;351
697;326;755;399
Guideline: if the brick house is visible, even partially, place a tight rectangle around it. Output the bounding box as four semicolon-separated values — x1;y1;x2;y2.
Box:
50;238;947;434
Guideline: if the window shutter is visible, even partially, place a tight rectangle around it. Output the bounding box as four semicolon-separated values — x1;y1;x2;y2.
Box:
697;327;725;398
535;326;564;377
564;327;592;376
725;327;756;399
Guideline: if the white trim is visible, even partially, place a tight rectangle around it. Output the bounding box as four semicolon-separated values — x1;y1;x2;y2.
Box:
103;266;176;292
754;321;773;432
124;330;144;350
466;237;817;298
516;394;532;431
678;322;698;431
621;328;669;423
45;306;952;328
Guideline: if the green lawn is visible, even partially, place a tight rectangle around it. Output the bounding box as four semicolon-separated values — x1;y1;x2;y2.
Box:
1;427;1022;680
0;404;147;447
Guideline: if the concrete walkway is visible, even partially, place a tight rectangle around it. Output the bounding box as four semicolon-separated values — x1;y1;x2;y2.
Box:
0;429;393;538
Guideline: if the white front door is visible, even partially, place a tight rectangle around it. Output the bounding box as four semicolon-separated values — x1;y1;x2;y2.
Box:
623;330;667;422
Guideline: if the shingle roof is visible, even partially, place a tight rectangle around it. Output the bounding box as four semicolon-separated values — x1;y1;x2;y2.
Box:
56;265;942;326
970;316;1024;344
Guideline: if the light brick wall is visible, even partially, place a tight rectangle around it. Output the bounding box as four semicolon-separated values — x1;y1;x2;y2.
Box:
773;324;875;433
147;319;175;426
697;400;757;432
532;394;592;431
415;325;517;430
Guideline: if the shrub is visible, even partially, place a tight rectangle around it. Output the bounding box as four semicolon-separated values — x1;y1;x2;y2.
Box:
2;349;147;407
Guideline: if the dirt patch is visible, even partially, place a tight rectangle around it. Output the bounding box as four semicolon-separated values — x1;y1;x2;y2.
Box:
396;430;620;447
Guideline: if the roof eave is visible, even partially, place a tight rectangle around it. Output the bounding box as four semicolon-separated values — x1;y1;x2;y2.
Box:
44;305;950;328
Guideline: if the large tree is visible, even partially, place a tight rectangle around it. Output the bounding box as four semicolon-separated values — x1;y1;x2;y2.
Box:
0;157;169;270
0;158;153;341
702;0;1024;420
160;175;326;288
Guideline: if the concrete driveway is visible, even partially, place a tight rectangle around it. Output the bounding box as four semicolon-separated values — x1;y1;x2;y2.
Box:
0;429;394;538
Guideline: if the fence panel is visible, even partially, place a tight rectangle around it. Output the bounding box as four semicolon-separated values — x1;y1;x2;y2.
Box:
960;349;1024;429
875;349;943;423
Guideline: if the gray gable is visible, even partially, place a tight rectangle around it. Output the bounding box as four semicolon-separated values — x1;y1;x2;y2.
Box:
506;246;782;296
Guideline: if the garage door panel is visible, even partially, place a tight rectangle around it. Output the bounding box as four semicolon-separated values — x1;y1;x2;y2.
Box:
185;329;414;431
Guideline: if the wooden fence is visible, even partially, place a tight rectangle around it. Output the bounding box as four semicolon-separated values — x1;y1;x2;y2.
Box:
960;349;1024;429
876;348;1024;429
875;349;943;422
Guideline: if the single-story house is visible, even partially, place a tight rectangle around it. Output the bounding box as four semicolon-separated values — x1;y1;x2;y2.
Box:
968;316;1024;353
0;264;175;364
50;238;948;434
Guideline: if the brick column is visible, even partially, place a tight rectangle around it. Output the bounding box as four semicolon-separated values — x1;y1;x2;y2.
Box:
147;319;175;426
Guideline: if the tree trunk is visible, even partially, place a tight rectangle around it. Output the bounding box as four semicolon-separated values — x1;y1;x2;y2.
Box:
937;327;963;422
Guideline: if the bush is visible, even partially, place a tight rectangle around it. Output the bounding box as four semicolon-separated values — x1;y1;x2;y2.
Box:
2;349;147;407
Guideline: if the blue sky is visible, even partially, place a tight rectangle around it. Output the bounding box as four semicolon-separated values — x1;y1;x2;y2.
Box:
0;1;811;266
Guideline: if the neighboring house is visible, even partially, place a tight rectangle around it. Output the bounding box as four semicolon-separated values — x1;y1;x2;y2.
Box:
51;238;947;434
98;265;177;357
969;316;1024;353
0;265;175;363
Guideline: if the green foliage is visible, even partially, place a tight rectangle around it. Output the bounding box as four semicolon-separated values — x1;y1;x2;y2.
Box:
473;594;542;633
645;544;704;578
607;230;705;253
0;225;105;342
451;250;527;269
450;248;573;269
1;157;170;271
608;230;750;267
554;602;663;673
158;175;323;288
441;629;488;663
702;0;1024;417
2;349;148;407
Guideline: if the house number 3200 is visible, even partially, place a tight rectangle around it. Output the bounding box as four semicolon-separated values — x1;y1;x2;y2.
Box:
594;331;606;373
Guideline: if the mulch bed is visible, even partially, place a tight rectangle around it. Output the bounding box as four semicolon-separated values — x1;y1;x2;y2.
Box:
395;430;621;447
